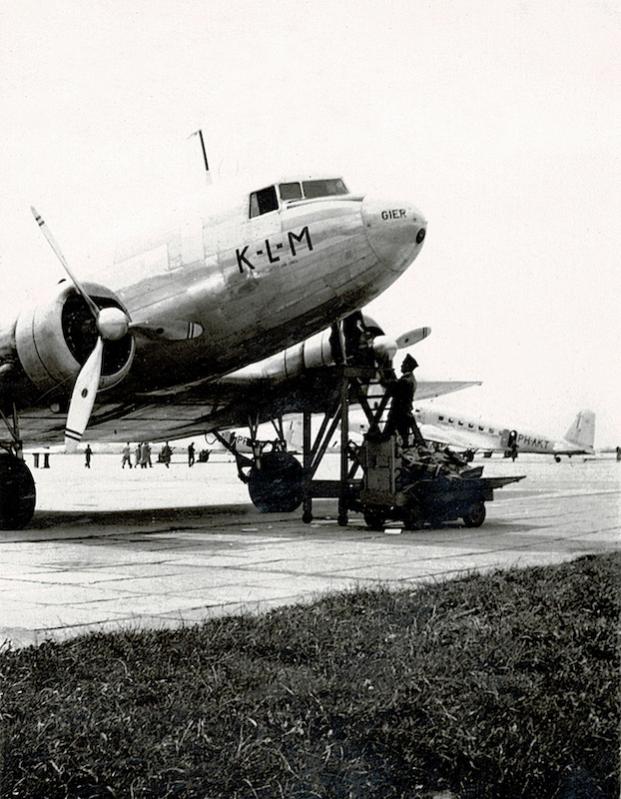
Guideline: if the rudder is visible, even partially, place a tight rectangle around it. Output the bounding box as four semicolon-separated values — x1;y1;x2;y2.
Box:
564;410;595;450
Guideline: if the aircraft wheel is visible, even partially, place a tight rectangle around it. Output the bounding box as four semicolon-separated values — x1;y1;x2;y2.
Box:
363;509;386;530
463;502;486;528
555;455;561;463
248;451;303;513
0;455;36;530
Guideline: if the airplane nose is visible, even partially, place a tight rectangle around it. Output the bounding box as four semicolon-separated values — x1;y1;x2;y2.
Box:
362;196;427;271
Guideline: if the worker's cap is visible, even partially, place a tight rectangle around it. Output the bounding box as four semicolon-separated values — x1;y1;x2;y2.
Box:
402;354;418;370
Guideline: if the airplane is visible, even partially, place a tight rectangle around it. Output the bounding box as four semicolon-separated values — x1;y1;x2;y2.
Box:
412;406;596;461
0;165;480;529
339;406;595;462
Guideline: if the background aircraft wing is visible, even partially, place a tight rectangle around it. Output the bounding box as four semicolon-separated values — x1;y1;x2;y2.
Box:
416;423;489;451
415;380;482;400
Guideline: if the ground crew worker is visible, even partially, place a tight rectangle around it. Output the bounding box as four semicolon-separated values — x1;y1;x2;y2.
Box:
140;441;149;469
188;442;196;467
84;444;93;469
135;443;141;467
121;442;132;469
384;354;425;447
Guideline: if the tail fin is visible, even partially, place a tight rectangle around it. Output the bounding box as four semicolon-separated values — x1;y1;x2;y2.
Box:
564;410;595;450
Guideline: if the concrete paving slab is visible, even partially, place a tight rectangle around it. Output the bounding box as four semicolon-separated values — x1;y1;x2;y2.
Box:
0;452;618;647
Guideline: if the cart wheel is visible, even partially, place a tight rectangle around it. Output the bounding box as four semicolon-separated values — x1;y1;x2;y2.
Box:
302;511;313;524
363;510;386;530
403;502;423;531
463;502;486;528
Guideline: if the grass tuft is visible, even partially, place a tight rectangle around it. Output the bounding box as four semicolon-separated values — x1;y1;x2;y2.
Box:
1;553;619;798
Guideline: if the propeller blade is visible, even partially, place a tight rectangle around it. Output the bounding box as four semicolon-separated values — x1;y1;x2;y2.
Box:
129;320;204;341
64;337;104;453
396;326;431;349
31;206;101;321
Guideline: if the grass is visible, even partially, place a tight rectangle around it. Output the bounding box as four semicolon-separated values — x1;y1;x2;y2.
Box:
0;553;619;798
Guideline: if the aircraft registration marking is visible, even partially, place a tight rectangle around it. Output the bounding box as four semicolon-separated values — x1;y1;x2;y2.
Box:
381;209;407;220
236;226;314;273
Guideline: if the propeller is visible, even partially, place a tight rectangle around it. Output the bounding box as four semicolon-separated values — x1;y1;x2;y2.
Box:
31;207;203;451
371;326;431;362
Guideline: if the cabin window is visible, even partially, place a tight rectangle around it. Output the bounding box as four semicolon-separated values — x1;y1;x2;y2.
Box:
249;186;278;218
458;421;464;426
478;425;484;431
468;423;474;429
448;418;454;424
279;182;302;201
302;178;348;198
438;415;444;421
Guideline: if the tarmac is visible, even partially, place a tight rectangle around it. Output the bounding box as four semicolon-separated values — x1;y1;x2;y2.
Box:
1;451;619;648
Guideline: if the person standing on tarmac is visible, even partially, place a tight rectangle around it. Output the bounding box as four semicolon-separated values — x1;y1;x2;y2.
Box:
160;442;172;468
139;441;149;469
121;442;132;469
84;444;93;469
384;354;425;447
188;442;196;468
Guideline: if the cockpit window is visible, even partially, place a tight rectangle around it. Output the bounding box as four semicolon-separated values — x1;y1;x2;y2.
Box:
279;182;302;201
302;178;348;198
249;185;278;218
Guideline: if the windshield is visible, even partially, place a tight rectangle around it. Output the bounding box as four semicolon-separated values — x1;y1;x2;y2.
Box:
301;178;348;199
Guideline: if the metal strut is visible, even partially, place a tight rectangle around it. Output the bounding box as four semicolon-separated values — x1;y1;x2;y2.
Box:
0;403;24;459
299;363;393;525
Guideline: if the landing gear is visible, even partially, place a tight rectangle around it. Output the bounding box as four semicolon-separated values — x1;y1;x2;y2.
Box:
211;417;304;514
248;451;304;513
0;404;36;530
0;455;36;530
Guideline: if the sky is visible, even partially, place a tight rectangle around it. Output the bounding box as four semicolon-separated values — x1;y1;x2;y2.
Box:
0;0;619;446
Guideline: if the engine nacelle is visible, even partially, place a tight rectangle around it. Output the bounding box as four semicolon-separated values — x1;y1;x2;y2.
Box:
15;280;135;395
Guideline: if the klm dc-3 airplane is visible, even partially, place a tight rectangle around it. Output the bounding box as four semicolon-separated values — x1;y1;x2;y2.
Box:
0;163;479;529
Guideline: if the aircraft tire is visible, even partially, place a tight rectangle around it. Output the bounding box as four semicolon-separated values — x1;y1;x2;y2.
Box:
462;501;486;528
248;451;303;513
0;455;36;530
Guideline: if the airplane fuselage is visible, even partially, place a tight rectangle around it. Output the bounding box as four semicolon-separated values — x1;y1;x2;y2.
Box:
3;176;427;406
414;407;594;456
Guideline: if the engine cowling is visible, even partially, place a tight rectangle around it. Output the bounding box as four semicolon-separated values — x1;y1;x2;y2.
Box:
15;280;134;395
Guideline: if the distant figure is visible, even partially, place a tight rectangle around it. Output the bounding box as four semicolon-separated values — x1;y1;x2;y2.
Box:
188;442;196;467
384;354;425;447
160;442;172;468
84;444;92;469
140;441;149;469
135;443;141;467
146;442;153;468
616;446;621;462
121;442;133;469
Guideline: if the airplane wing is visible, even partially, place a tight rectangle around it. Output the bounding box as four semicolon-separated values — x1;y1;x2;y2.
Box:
9;310;480;447
416;422;493;451
16;373;481;447
415;380;481;401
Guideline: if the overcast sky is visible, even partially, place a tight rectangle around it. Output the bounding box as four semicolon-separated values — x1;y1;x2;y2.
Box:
1;0;619;446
